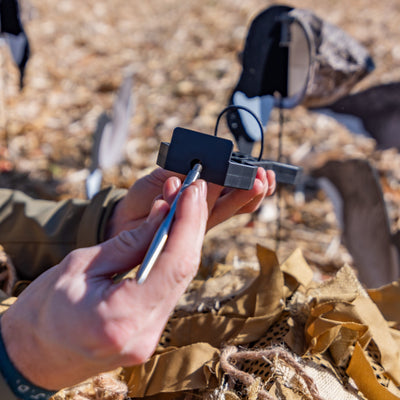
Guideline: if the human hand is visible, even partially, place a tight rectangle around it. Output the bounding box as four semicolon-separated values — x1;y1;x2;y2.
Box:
1;180;208;390
106;167;275;238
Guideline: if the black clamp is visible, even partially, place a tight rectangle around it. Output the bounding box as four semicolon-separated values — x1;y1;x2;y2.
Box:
157;126;301;190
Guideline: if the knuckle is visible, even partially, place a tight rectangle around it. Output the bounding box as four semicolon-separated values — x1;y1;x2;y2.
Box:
62;247;96;272
94;318;160;365
169;251;201;286
117;229;140;248
128;342;157;365
147;168;170;186
115;226;151;251
95;321;130;354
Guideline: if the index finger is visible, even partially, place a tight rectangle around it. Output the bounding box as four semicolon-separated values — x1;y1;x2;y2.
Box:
152;180;207;282
132;180;208;306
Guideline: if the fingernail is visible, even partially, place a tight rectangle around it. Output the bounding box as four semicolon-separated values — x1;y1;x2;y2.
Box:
199;180;207;197
171;177;181;191
189;184;199;201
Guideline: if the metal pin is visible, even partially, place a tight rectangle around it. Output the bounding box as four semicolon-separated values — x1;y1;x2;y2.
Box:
118;163;203;284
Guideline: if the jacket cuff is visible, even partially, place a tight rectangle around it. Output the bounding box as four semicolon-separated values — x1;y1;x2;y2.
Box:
76;187;127;248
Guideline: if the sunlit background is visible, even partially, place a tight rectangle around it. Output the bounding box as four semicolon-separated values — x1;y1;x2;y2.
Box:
1;0;400;278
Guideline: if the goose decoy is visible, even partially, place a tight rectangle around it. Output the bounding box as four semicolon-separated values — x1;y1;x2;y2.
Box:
313;159;400;288
310;82;400;150
0;0;30;89
226;5;374;154
86;75;134;199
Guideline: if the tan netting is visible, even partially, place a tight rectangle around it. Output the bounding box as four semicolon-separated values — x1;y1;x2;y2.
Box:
0;245;16;296
52;371;128;400
220;345;324;400
51;246;400;400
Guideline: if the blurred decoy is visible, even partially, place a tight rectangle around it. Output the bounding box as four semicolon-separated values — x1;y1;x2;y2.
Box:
0;0;30;88
226;5;374;155
86;74;134;199
310;82;400;150
312;159;400;288
226;5;308;154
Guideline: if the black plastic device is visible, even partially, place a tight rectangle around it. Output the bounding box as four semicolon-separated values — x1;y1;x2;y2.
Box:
157;127;301;190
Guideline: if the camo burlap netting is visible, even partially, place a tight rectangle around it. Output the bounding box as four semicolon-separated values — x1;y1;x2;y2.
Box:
53;246;400;400
0;246;16;297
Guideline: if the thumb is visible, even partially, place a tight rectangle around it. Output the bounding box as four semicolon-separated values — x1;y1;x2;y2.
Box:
87;199;170;277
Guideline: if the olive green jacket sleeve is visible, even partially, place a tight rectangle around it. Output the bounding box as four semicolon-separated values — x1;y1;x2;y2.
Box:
0;187;127;281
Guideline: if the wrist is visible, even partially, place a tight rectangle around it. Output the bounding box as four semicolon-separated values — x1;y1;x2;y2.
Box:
0;318;57;400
